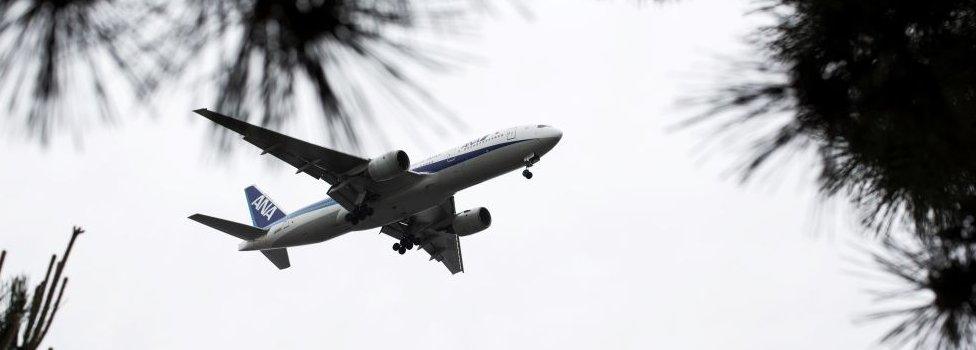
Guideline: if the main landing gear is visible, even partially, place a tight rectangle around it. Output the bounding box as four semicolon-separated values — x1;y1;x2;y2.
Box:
522;153;540;179
392;240;414;255
344;205;374;225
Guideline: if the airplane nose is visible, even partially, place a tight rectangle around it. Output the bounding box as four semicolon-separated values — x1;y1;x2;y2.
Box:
550;128;563;142
547;127;562;145
539;127;562;151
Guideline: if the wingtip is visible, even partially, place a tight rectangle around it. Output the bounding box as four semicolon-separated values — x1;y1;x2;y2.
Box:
193;108;219;120
192;109;248;132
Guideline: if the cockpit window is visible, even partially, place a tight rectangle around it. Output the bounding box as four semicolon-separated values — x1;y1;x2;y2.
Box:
537;124;548;128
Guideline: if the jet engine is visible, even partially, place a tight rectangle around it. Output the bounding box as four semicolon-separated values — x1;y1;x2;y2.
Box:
367;150;410;181
452;208;491;236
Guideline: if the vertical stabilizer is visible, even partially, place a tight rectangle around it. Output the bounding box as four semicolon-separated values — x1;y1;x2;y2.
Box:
245;185;287;228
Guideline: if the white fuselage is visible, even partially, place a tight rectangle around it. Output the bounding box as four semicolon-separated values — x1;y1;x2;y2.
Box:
239;125;562;251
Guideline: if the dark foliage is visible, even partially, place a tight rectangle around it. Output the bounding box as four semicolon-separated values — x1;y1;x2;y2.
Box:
157;0;471;151
0;0;478;150
689;3;976;347
867;221;976;350
0;0;160;144
0;226;84;350
693;1;976;235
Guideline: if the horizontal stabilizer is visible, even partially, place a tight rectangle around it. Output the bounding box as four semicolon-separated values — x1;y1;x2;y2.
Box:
260;248;290;269
189;214;266;240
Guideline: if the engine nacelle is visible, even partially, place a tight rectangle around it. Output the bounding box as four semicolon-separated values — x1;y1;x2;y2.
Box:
367;150;410;181
452;207;491;236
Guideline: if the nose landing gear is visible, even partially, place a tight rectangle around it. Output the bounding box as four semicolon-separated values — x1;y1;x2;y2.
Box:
522;153;540;179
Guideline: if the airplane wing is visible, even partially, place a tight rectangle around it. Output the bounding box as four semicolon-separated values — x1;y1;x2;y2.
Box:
194;109;424;211
194;109;365;183
380;198;464;274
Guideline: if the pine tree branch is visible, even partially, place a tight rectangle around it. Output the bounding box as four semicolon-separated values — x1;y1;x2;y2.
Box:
37;277;67;345
28;227;82;348
23;255;55;343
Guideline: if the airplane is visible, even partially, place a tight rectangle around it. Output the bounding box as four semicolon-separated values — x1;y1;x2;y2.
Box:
188;109;562;274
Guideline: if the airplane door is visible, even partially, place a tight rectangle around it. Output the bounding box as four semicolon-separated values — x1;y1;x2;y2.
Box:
506;129;516;140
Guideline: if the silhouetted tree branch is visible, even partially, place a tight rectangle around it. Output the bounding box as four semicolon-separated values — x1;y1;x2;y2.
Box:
684;2;976;348
1;0;485;150
155;0;473;152
0;0;161;144
866;222;976;349
0;226;85;350
690;1;976;237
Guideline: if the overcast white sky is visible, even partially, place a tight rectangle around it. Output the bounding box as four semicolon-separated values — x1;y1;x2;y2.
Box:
1;0;897;348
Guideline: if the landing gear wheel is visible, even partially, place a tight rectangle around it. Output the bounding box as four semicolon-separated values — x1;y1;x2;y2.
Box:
398;247;406;255
404;242;414;250
522;169;533;179
393;243;401;251
364;207;374;216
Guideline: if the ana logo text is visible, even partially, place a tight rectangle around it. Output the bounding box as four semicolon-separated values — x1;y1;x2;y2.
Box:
251;195;278;221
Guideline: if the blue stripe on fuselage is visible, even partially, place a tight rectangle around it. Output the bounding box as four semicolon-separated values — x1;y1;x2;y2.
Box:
263;198;338;228
411;139;527;174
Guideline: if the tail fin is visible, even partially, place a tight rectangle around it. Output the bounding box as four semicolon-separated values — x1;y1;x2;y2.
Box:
245;185;286;228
